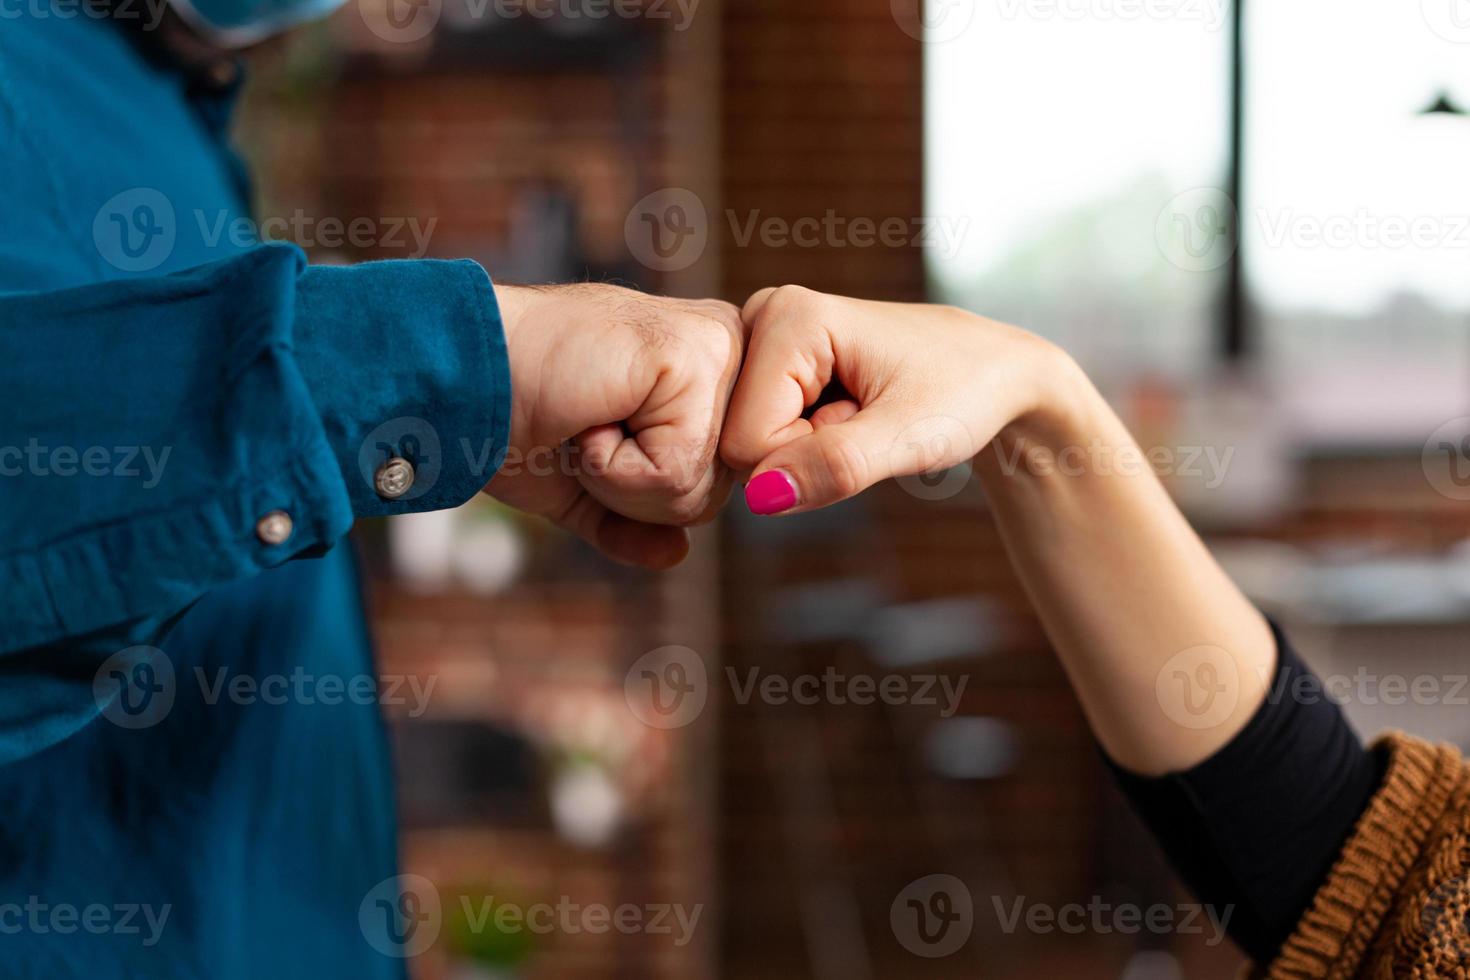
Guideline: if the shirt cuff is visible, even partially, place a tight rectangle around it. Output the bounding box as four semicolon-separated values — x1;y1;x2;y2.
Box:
290;258;513;518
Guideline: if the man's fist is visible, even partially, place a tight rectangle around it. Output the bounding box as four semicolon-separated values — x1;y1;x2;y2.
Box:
486;282;745;569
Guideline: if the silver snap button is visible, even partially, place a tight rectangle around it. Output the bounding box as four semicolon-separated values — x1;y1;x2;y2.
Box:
255;510;293;546
375;457;416;500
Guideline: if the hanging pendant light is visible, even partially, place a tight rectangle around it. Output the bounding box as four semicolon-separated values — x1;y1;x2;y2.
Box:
1419;89;1468;116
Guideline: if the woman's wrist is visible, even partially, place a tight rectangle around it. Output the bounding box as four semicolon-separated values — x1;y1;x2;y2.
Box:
977;341;1111;484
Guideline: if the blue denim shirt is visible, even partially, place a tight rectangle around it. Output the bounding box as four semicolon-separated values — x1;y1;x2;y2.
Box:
0;10;511;977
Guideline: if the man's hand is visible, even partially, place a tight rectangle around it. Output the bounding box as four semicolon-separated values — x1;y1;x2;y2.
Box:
486;282;744;570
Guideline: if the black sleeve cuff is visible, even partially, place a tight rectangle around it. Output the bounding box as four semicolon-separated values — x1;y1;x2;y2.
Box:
1105;619;1387;963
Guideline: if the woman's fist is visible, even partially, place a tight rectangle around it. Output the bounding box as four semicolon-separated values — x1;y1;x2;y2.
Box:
720;285;1070;514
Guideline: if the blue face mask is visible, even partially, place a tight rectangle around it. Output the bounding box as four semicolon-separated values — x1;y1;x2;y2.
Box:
169;0;348;46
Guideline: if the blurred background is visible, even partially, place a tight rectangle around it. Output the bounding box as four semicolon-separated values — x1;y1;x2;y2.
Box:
234;0;1470;976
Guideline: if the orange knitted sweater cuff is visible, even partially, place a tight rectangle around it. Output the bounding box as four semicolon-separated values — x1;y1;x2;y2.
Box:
1261;732;1469;979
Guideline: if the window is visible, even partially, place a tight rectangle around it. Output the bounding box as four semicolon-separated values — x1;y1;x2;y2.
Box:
1246;0;1470;443
926;2;1231;379
929;1;1470;443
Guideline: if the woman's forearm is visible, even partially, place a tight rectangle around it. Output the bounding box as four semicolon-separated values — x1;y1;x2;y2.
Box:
972;351;1275;776
721;289;1392;966
719;287;1274;775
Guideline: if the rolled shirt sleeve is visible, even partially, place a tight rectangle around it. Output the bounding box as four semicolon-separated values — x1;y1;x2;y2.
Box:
293;253;512;517
0;241;512;655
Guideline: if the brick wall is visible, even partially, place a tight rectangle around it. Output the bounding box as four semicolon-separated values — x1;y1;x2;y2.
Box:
720;0;926;303
714;4;1127;977
241;11;725;979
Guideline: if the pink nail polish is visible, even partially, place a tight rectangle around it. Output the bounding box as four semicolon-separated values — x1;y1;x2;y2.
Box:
745;470;798;515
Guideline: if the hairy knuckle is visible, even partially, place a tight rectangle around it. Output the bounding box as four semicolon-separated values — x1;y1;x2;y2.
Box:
704;313;741;360
714;305;746;355
708;298;742;325
661;309;713;353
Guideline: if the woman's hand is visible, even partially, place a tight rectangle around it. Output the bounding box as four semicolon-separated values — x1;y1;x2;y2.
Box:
718;284;1077;514
721;283;1274;777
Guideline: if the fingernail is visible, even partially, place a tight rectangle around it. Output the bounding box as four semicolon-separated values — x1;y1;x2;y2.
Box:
745;470;799;515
